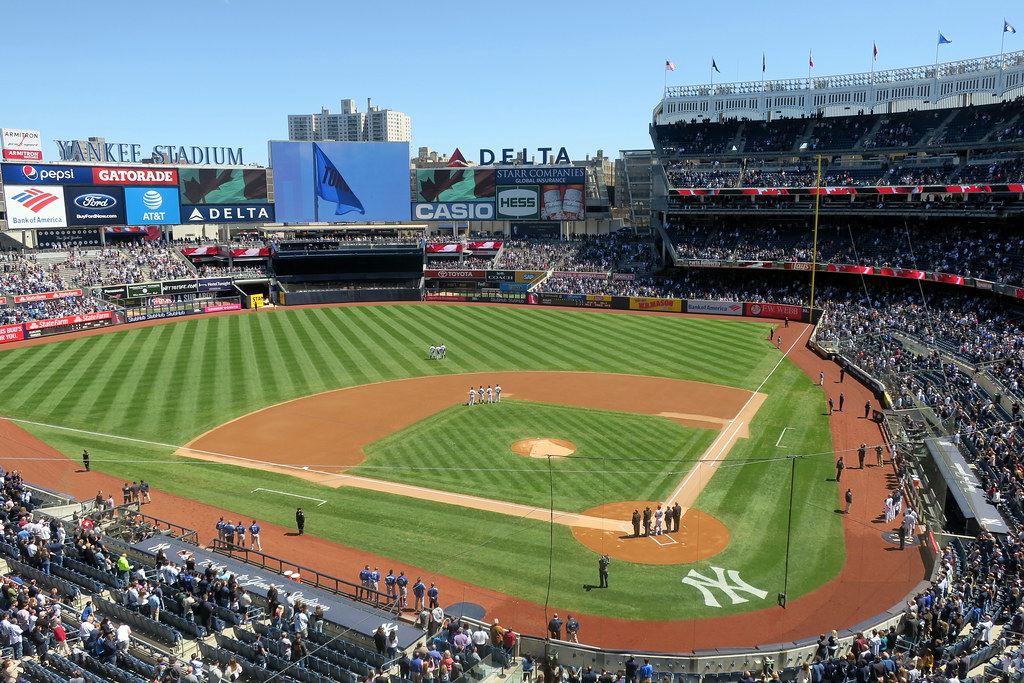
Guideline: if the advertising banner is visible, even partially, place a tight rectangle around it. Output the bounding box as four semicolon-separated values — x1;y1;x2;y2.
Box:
515;271;545;284
425;244;464;253
827;264;873;274
629;297;682;312
495;185;540;220
270;141;410;223
933;273;965;285
415;169;495;203
98;285;127;300
553;271;607;279
745;303;803;319
1;129;42;161
536;292;613;308
13;290;82;303
24;311;113;334
92;167;178;185
486;270;516;282
127;283;163;298
412;202;494;220
160;280;199;296
495;168;585;186
179;168;268;205
125;308;200;323
124;187;180;225
180;247;218;256
205;303;242;312
6;185;68;227
35;228;102;248
424;270;486;279
63;185;126;226
198;277;234;292
0;324;24;344
686;300;743;316
181;204;274;223
1;164;92;185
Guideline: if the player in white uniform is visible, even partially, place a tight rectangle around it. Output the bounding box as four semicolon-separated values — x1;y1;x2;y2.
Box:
439;343;446;359
495;384;502;402
468;387;475;406
429;345;436;359
486;386;493;403
477;386;485;404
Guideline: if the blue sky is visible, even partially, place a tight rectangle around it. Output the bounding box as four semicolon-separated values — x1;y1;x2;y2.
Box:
1;0;1021;166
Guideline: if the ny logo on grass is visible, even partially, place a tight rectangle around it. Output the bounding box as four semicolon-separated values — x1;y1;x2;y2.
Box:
681;566;768;608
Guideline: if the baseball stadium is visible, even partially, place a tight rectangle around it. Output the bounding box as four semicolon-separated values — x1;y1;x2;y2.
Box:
0;47;1021;683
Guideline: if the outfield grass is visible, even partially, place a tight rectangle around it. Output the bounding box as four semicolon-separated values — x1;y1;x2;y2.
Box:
356;400;717;512
0;305;840;619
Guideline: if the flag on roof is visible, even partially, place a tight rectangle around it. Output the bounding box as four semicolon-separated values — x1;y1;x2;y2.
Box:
712;58;720;73
1005;20;1017;34
938;32;952;44
665;60;676;71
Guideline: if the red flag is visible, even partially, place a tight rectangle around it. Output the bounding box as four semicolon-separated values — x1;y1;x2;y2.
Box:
873;42;878;60
665;60;676;71
809;51;814;68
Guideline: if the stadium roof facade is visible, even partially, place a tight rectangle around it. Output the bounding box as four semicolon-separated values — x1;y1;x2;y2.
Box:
655;49;1024;124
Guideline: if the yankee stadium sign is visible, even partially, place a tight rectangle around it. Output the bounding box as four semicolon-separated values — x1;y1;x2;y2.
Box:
54;140;244;165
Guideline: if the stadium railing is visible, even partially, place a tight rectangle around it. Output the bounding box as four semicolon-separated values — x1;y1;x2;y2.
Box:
208;539;398;615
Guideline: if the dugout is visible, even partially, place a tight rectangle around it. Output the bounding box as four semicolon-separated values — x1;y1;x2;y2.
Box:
918;437;1008;536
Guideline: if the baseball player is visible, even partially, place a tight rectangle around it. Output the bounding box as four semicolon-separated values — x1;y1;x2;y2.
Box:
249;520;262;551
439;343;446;359
477;386;485;404
468;387;475;406
486;386;493;403
429;345;436;359
495;383;502;402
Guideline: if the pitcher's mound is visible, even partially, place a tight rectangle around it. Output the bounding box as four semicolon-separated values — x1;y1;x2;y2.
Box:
511;438;576;458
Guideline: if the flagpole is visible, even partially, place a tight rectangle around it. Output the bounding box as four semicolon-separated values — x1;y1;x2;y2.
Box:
312;143;319;223
870;43;876;114
1001;23;1007;70
807;50;811;86
664;61;669;95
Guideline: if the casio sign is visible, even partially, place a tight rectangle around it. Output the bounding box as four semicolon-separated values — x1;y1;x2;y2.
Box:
497;188;538;217
74;193;116;210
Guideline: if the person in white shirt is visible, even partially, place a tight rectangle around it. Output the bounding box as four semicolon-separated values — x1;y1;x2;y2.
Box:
116;623;132;651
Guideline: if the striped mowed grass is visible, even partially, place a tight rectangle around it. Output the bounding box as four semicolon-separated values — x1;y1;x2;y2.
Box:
0;305;841;619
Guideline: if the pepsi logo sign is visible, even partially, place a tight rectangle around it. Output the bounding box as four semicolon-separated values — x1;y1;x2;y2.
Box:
74;193;116;210
22;165;37;180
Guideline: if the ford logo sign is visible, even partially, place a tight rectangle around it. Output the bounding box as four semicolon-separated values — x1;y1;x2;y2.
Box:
74;193;116;210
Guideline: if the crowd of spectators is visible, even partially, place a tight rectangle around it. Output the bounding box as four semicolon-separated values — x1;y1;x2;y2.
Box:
196;264;269;279
491;236;654;274
666;220;1024;286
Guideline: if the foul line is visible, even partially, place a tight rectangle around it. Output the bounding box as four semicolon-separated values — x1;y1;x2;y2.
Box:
776;427;793;448
250;488;327;506
664;324;812;509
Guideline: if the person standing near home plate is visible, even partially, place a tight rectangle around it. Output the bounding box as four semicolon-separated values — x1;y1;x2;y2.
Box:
671;501;682;532
630;509;641;537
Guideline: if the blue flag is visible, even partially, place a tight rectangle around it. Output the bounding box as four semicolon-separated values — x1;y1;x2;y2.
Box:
1005;20;1017;34
314;144;364;216
938;32;952;44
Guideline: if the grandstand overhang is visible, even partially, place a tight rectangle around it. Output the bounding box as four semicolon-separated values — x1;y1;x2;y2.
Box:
655;50;1024;124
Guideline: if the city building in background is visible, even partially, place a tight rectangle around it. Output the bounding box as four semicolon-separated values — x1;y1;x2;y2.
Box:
288;99;411;143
